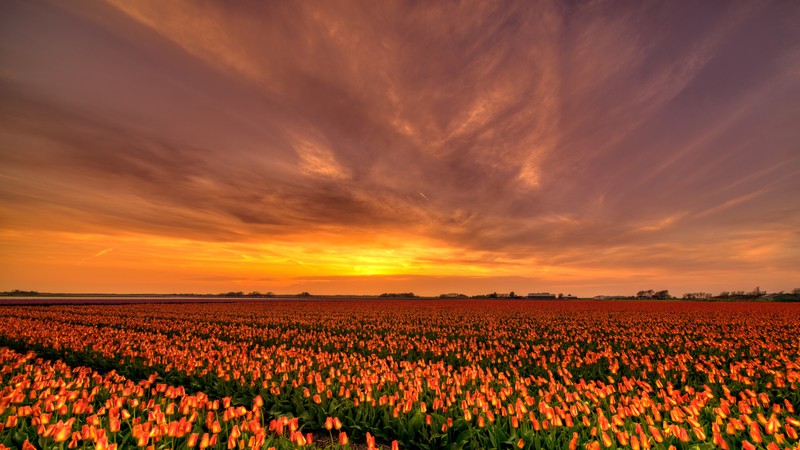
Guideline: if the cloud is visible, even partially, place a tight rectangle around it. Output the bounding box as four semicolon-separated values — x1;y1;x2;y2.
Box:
292;132;350;180
80;248;113;263
1;0;798;295
92;248;113;258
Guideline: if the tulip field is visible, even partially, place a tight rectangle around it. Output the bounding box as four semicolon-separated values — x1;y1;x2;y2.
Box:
0;300;799;449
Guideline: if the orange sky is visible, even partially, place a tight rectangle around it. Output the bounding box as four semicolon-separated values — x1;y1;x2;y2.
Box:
1;1;799;297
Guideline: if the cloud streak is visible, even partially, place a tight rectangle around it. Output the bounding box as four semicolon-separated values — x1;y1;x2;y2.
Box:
81;248;113;263
1;0;798;295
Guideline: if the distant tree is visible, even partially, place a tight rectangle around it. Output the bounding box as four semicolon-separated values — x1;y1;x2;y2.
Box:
683;292;712;300
749;286;765;297
509;291;516;299
636;290;655;299
654;290;670;300
774;289;800;302
487;292;498;298
3;290;40;296
298;292;311;297
247;291;261;297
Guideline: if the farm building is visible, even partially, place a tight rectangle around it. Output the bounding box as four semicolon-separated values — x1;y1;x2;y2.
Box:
527;292;557;299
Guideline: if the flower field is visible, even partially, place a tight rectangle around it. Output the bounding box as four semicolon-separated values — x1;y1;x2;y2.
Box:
0;300;798;449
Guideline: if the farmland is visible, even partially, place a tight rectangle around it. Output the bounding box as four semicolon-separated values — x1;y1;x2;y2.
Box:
1;300;798;449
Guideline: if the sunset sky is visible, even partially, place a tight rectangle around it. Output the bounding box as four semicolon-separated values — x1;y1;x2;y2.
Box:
1;1;798;297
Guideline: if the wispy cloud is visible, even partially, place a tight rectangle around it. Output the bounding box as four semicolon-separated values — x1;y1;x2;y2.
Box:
81;248;113;263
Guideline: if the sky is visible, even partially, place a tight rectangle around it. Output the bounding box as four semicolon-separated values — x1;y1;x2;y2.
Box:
1;0;799;297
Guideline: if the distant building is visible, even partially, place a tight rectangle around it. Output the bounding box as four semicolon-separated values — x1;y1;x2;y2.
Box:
440;293;467;298
527;292;557;299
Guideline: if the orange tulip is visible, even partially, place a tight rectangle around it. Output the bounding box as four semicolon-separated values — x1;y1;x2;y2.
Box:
198;433;210;449
601;432;613;447
749;422;763;443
